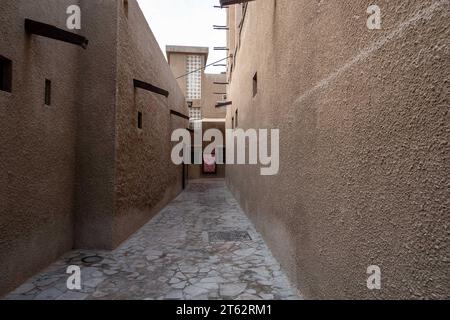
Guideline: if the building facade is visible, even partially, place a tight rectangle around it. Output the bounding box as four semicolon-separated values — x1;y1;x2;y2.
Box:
0;0;188;295
224;0;449;299
167;46;227;179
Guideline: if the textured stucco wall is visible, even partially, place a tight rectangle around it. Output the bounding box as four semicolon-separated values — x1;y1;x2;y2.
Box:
0;0;188;295
113;0;188;247
226;0;449;299
203;73;227;119
74;0;118;249
168;52;188;97
0;0;81;295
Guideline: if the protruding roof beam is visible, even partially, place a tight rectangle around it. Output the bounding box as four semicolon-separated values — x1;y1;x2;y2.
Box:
170;109;190;120
220;0;255;7
133;79;169;98
213;25;229;30
215;101;233;108
25;19;89;49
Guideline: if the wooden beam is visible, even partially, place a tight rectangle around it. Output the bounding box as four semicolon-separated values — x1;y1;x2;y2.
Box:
170;109;190;120
133;79;169;97
215;101;232;108
25;19;88;49
220;0;255;7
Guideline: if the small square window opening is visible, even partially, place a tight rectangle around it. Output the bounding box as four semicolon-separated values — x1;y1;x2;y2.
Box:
253;72;258;97
44;79;51;106
0;56;12;93
138;111;143;129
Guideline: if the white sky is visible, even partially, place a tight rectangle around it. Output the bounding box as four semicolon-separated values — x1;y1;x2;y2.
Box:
136;0;227;74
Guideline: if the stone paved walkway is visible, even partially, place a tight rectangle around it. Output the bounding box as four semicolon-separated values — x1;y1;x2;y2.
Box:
5;179;300;300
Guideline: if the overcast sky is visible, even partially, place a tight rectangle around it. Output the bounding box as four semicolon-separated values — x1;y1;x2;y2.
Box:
136;0;227;74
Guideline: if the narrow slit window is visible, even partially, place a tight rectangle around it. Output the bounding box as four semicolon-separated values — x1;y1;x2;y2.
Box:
124;0;129;18
232;117;234;129
44;79;51;106
235;110;238;128
0;56;12;93
138;111;143;129
253;72;258;97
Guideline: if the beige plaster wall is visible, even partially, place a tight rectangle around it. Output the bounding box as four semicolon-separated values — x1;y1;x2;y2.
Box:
113;0;188;247
0;0;82;295
226;0;449;299
74;0;118;250
0;0;188;295
203;73;227;119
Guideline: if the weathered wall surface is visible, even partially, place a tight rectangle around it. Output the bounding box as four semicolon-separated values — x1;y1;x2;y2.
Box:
226;0;449;299
203;73;227;119
0;0;81;295
0;0;189;295
114;0;188;247
74;0;118;249
168;52;188;97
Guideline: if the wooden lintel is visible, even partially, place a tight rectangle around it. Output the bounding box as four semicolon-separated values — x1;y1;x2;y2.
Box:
170;109;190;120
215;101;233;108
25;19;89;49
134;79;169;98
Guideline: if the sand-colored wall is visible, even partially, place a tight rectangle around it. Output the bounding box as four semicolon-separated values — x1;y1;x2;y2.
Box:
74;0;118;250
226;0;449;299
0;0;82;295
0;0;188;295
203;73;227;119
113;0;188;247
168;52;187;97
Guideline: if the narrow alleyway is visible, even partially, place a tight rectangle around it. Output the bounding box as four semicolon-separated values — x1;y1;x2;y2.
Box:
5;179;300;300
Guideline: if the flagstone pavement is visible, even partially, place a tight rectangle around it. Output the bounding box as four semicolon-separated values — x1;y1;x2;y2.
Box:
5;179;301;300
